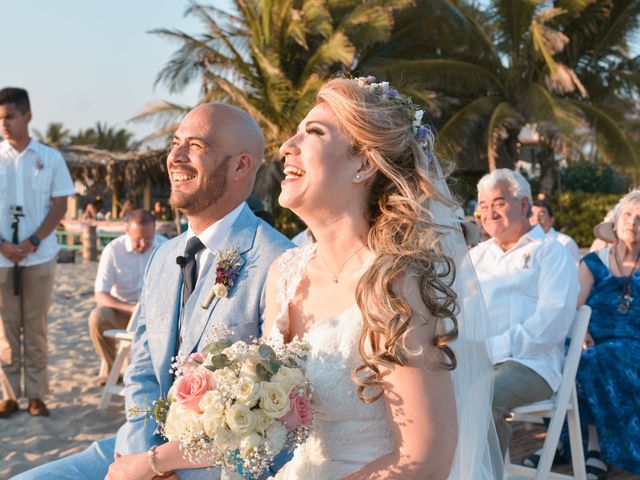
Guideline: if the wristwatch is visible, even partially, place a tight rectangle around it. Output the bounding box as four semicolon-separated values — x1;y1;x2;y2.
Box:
28;235;41;249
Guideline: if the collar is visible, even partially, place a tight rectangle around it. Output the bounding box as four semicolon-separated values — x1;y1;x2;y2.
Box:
0;138;37;155
186;202;246;253
487;224;546;252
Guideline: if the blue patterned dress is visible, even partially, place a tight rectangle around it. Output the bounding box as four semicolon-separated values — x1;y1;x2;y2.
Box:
576;252;640;473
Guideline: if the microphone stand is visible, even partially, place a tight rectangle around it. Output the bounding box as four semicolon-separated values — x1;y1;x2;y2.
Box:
10;209;24;296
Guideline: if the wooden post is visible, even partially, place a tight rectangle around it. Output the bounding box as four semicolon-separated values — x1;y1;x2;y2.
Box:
82;223;97;263
143;180;152;210
66;195;78;220
111;190;118;220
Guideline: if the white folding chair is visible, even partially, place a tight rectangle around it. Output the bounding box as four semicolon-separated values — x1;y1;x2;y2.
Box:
505;305;592;480
97;304;138;410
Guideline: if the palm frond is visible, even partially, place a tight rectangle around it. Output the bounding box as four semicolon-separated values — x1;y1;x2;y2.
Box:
486;102;525;170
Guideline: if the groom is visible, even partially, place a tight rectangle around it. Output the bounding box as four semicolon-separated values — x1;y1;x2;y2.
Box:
15;103;293;480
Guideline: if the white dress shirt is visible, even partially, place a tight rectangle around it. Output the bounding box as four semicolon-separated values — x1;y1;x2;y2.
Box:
95;234;167;303
546;227;580;264
186;202;246;280
469;224;579;391
0;139;75;267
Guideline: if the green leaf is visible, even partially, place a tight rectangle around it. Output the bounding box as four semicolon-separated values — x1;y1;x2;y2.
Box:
256;362;272;381
202;339;232;356
258;344;276;360
207;353;230;371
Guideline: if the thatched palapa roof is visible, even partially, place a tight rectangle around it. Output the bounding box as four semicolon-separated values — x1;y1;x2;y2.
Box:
60;146;168;191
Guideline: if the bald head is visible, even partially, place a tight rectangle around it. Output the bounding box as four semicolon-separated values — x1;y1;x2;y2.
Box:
167;103;266;230
188;103;264;170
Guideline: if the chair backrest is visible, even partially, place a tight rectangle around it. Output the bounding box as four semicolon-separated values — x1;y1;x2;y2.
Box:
125;303;140;332
556;305;591;402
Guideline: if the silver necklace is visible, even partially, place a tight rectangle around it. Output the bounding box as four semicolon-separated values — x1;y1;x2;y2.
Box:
317;244;367;284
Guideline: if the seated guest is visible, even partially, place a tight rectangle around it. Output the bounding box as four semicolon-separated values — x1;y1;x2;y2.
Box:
118;199;134;220
470;169;579;457
590;208;616;253
531;201;580;263
89;210;166;384
527;190;640;478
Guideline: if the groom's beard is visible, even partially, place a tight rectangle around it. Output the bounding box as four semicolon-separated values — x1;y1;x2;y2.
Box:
170;155;230;215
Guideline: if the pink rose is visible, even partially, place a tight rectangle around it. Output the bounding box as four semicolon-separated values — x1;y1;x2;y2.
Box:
279;394;312;430
173;370;215;413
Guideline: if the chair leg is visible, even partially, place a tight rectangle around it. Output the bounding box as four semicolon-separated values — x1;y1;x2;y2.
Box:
534;410;568;479
567;388;586;480
97;343;130;410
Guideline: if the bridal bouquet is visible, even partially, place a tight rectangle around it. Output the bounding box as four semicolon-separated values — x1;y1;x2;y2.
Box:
130;326;313;479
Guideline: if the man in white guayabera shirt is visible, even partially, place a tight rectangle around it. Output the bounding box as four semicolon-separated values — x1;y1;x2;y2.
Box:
470;169;579;458
90;209;166;385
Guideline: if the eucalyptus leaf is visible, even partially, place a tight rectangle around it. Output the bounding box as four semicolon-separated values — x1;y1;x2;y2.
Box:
203;339;233;356
270;360;281;374
258;344;276;360
208;353;230;371
256;363;272;381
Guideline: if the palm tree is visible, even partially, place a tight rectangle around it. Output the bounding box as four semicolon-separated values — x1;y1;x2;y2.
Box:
70;122;136;151
34;122;71;148
368;0;640;193
134;0;411;159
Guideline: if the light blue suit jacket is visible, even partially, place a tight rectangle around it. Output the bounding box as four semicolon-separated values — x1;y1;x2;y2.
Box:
115;204;293;479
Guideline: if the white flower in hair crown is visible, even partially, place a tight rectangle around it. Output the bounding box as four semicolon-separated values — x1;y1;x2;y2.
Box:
353;76;430;150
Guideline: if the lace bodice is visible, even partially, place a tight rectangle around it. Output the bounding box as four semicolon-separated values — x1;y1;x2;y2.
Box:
270;245;394;479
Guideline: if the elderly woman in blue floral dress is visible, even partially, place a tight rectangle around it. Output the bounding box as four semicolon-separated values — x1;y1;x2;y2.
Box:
574;190;640;478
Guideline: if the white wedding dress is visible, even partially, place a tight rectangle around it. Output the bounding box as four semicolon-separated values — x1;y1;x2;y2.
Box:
269;245;395;479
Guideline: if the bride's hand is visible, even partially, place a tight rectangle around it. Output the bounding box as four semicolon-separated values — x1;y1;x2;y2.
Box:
105;452;173;480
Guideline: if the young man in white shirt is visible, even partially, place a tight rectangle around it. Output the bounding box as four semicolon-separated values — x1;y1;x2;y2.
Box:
90;209;166;385
531;200;581;263
0;87;75;418
470;169;579;457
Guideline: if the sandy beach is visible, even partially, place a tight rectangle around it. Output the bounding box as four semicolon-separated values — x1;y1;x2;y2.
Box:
0;262;123;478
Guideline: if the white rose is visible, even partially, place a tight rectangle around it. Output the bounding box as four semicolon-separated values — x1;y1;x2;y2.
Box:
265;422;287;454
214;427;239;452
175;407;203;438
199;390;225;414
260;383;290;418
270;366;304;395
253;410;274;435
201;409;226;437
225;403;256;434
213;283;228;298
236;377;261;407
239;431;263;457
162;403;181;441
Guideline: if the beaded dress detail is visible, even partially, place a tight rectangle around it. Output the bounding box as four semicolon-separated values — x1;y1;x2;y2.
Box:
270;245;394;479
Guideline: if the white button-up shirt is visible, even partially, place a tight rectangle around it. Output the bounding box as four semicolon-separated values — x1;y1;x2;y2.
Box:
469;224;579;391
95;233;167;303
0;139;76;267
546;227;580;264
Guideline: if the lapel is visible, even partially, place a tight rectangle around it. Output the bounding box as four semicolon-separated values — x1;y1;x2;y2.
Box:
147;236;186;392
179;205;257;355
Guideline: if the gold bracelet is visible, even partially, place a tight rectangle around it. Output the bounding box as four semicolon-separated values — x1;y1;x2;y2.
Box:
148;445;166;477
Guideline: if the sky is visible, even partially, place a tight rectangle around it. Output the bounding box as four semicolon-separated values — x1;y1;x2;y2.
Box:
1;0;233;141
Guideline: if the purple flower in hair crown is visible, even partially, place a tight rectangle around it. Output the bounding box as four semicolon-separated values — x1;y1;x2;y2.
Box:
353;76;430;150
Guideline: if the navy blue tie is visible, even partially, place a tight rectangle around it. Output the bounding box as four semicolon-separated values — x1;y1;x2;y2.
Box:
181;236;205;305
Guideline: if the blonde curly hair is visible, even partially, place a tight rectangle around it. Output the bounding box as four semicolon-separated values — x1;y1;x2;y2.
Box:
316;78;459;403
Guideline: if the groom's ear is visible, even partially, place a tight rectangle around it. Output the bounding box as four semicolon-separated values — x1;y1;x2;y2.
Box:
353;156;378;184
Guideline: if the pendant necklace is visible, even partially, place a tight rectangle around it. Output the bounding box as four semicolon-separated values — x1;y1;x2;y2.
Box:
317;244;367;284
614;247;640;314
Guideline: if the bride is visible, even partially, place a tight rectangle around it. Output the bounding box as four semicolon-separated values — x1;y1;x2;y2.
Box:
263;77;502;479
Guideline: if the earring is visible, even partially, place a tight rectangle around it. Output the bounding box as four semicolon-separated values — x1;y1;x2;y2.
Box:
355;174;361;180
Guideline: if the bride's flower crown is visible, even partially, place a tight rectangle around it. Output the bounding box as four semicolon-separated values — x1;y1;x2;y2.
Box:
352;75;430;148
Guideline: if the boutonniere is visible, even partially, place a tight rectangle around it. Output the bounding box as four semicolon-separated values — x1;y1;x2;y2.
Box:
521;252;531;270
34;160;44;175
201;246;241;309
